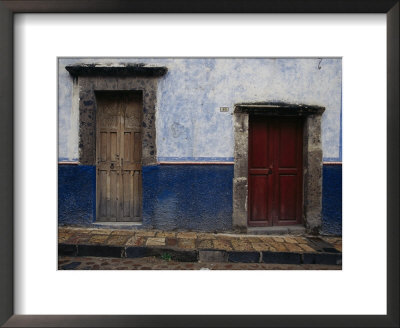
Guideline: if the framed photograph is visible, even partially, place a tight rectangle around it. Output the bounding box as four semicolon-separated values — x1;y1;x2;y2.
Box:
1;1;398;327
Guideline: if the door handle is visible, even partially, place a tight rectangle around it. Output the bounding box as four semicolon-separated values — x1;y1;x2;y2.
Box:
268;166;273;174
110;163;114;169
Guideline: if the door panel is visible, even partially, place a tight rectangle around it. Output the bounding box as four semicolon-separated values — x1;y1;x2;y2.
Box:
248;117;303;227
249;175;269;221
96;92;142;222
278;175;297;221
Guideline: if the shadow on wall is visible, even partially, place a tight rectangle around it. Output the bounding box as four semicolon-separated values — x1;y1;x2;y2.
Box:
322;165;342;236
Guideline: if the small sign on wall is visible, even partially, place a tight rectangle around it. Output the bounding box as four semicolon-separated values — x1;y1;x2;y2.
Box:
219;107;229;112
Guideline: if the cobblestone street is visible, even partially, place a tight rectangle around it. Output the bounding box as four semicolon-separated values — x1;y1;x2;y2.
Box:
59;256;341;270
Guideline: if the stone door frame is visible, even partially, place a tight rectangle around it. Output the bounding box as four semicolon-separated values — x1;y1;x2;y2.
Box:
66;63;168;222
66;63;168;167
232;102;325;234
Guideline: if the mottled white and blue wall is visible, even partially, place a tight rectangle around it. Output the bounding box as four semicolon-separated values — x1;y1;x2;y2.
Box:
58;58;342;235
59;58;342;163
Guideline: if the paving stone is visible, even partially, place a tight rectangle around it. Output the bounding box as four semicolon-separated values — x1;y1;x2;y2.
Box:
106;235;130;246
58;233;73;243
177;232;197;239
240;236;263;243
197;239;213;249
177;239;196;249
126;236;146;247
146;238;166;246
283;237;298;244
156;231;176;238
212;239;233;251
135;231;156;237
268;241;288;252
294;237;308;244
215;235;234;242
231;239;253;251
66;228;90;234
197;233;216;239
166;238;178;246
65;234;91;244
58;228;70;234
110;230;135;236
90;229;113;235
251;242;270;251
257;236;276;243
87;234;109;245
285;243;303;252
272;237;285;243
298;243;316;252
334;245;342;252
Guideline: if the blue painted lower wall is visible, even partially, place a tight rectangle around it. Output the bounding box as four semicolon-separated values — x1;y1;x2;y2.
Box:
322;165;342;235
58;164;342;235
142;165;233;231
58;165;96;225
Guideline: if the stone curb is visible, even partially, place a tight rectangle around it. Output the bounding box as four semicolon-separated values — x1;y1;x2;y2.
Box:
58;243;342;265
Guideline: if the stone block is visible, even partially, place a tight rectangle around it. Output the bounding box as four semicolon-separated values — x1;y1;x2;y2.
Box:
176;232;197;239
212;239;233;251
228;251;260;263
262;251;302;264
125;247;147;258
197;239;213;249
199;250;228;262
177;239;196;249
146;237;166;246
77;245;123;258
58;244;78;257
303;253;342;265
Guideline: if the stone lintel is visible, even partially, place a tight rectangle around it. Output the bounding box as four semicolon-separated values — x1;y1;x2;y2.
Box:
234;102;325;116
66;63;168;77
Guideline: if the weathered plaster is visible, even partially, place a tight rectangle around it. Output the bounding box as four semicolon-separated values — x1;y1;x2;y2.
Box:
58;58;342;162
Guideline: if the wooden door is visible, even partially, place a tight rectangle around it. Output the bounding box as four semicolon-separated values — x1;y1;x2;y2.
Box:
248;116;303;226
96;92;142;222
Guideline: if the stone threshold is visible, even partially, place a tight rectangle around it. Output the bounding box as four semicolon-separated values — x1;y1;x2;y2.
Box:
247;225;306;235
59;244;342;265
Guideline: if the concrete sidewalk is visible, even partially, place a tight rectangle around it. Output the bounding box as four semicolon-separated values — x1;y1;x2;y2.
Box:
58;226;342;265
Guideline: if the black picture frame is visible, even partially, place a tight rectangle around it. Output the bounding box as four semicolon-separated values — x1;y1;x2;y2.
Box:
0;1;398;327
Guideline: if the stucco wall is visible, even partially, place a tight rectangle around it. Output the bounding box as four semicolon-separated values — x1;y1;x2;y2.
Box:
58;163;341;235
59;164;233;232
58;58;342;162
58;58;342;235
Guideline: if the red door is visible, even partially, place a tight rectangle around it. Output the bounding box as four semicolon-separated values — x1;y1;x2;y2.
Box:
248;116;303;226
